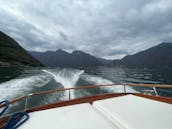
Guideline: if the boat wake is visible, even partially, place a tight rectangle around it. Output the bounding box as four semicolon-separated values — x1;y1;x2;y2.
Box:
81;74;137;93
0;67;137;108
81;74;113;85
0;74;52;101
42;68;84;99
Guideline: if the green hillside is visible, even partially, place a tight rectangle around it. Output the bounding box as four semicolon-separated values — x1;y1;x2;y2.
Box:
0;31;43;67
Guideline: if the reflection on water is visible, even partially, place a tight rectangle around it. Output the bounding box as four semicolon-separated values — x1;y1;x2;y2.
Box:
84;67;172;84
84;67;172;98
0;67;22;83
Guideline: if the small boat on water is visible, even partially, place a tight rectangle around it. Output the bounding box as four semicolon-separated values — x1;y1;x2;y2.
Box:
0;83;172;129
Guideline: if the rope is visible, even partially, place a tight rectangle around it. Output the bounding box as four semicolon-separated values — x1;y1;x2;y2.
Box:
2;112;29;129
0;100;10;116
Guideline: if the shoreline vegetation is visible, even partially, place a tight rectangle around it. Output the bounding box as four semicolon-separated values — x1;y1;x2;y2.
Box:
0;31;43;68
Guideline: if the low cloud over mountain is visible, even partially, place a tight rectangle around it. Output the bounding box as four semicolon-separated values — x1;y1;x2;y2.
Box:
0;0;172;59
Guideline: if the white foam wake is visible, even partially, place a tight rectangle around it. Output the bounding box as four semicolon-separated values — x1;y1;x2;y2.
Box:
81;74;137;93
0;74;52;101
81;74;113;85
42;68;84;98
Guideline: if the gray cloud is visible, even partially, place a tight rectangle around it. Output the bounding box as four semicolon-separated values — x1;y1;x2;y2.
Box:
0;0;172;59
59;31;68;41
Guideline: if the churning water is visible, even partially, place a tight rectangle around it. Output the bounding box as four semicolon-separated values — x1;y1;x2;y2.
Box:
0;66;172;114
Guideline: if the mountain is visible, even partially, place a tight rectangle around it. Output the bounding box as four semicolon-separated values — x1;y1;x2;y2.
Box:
30;49;103;68
111;42;172;68
0;31;43;67
97;58;112;65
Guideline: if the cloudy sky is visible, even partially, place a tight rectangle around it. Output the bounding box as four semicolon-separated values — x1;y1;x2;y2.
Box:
0;0;172;59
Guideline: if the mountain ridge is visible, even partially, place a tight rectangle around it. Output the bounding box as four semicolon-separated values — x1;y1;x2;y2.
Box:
30;49;105;68
0;31;43;67
30;42;172;68
111;42;172;68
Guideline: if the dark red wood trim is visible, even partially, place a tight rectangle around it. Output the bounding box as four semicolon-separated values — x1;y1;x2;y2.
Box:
132;93;172;104
26;93;126;113
26;93;172;113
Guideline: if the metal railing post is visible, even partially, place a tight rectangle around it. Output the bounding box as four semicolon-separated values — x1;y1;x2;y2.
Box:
25;93;33;111
25;96;29;111
69;89;71;100
123;83;127;94
153;87;159;96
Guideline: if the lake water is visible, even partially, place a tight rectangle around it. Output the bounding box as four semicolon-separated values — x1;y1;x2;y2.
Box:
0;66;172;115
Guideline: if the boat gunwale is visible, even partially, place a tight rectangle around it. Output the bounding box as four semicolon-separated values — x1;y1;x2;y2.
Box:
26;93;172;113
1;92;172;128
1;92;172;113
